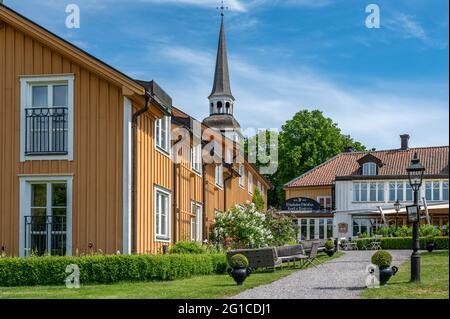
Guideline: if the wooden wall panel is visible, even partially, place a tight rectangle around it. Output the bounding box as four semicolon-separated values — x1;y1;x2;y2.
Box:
0;23;123;256
285;186;333;201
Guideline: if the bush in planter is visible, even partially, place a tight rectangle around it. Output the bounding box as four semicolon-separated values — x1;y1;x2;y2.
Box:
169;241;206;254
324;239;335;250
371;250;392;268
230;254;249;268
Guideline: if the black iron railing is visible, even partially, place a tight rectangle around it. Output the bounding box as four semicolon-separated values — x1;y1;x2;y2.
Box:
25;107;68;155
24;215;67;256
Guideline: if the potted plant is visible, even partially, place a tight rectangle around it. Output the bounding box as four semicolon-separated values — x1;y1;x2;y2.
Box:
371;250;398;286
324;239;335;257
228;254;251;286
425;235;435;252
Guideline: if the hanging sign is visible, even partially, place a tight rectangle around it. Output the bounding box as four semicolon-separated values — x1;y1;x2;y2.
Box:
282;197;321;212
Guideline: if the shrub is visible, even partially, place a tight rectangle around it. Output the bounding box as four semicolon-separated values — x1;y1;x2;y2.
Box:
169;241;206;254
324;239;335;250
230;254;249;268
252;187;265;211
371;250;392;268
419;224;441;237
355;236;449;250
0;253;227;287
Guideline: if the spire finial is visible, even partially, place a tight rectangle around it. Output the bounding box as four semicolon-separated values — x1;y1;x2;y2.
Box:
217;0;228;17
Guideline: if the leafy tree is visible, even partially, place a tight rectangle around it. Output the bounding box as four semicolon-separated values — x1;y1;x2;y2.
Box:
252;187;265;211
246;110;365;208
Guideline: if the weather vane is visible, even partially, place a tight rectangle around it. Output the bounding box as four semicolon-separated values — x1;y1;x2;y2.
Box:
217;0;228;17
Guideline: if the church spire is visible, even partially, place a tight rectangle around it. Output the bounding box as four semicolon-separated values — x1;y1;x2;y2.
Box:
209;15;234;101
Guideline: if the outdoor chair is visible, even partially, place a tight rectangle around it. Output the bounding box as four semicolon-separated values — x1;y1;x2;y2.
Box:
298;241;322;269
275;244;306;268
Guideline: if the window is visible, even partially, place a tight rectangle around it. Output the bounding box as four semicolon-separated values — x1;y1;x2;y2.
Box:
388;181;409;202
309;219;316;240
406;183;413;201
155;116;170;153
389;182;396;202
326;219;333;239
248;172;253;194
360;183;368;201
362;162;377;176
20;176;72;257
397;182;404;201
319;219;325;239
354;182;384;202
378;183;385;202
425;181;442;201
300;219;307;241
353;183;360;202
191;202;202;242
191;144;202;173
20;75;74;161
239;164;245;188
443;182;449;201
155;187;170;242
215;164;223;187
318;196;332;210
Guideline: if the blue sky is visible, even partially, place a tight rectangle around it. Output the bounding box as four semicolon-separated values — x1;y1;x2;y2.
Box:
6;0;449;149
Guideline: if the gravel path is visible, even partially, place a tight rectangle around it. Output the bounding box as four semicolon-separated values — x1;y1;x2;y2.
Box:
232;250;411;299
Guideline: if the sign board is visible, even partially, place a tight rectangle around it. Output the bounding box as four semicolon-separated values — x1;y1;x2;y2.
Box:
338;223;348;233
282;197;321;212
406;205;420;223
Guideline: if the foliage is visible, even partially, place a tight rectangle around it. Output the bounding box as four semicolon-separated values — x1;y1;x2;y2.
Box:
230;254;249;268
252;187;265;211
371;250;393;268
211;203;297;249
355;236;449;250
264;213;298;247
358;232;370;239
324;239;335;250
0;254;227;287
247;110;365;207
169;241;206;254
425;234;435;243
420;224;441;237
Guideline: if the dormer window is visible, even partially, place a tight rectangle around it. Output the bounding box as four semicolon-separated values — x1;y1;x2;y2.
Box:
362;162;377;176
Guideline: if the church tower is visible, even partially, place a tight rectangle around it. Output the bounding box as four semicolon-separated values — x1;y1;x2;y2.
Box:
203;12;242;142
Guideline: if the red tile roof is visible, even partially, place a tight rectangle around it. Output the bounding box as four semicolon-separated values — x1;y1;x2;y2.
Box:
284;146;449;188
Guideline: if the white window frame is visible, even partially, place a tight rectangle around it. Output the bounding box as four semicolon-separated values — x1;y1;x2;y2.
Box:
20;75;75;162
154;186;171;243
191;143;202;174
317;196;332;209
425;180;442;202
191;201;203;242
353;182;385;203
19;175;73;257
215;164;223;188
362;162;377;176
239;164;245;188
155;116;171;155
248;172;253;194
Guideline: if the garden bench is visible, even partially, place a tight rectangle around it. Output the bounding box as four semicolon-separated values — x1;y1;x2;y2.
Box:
227;247;282;271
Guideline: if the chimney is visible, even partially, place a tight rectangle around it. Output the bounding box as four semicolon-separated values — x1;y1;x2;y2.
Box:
343;146;355;153
400;134;410;150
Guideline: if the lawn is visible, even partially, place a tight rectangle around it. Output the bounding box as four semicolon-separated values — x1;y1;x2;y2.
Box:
0;252;342;299
362;251;449;299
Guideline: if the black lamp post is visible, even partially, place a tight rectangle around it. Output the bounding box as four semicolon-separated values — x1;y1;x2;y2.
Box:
394;200;401;231
406;152;425;283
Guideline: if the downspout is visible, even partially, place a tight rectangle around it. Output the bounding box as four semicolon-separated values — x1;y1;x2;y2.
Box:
202;163;207;241
131;90;150;254
173;161;178;245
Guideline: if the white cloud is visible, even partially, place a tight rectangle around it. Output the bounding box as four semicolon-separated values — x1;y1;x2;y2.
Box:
154;45;449;150
385;13;427;41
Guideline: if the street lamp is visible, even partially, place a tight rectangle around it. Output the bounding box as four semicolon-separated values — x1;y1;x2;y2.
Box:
406;152;425;283
394;200;401;231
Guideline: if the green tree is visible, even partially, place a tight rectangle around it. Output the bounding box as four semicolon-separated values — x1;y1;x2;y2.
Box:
252;187;265;211
246;110;365;208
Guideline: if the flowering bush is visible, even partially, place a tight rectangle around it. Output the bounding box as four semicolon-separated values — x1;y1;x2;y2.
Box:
212;202;296;249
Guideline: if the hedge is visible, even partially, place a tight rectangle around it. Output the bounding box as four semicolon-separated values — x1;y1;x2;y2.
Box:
354;236;449;250
0;253;227;287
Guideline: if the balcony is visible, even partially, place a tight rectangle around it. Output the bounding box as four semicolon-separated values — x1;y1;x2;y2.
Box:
24;107;68;155
24;215;67;257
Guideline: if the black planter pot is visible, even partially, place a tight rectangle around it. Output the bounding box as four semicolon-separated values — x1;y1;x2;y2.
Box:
228;267;251;286
426;242;435;253
379;266;398;286
325;248;335;257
